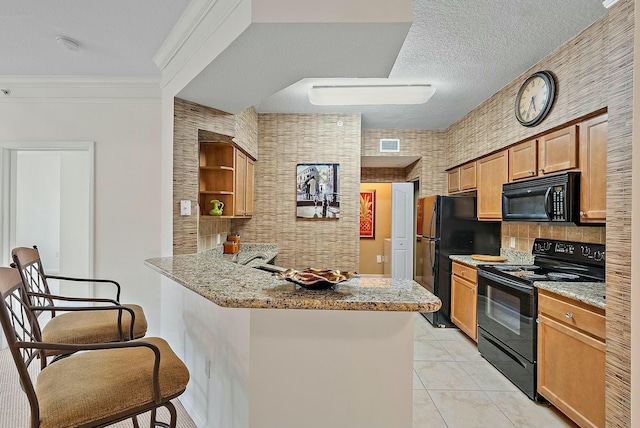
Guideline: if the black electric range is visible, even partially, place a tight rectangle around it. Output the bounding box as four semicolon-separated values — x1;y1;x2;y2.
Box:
476;238;605;400
480;239;605;284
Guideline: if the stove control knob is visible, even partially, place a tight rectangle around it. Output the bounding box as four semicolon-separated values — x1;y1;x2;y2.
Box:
593;251;604;262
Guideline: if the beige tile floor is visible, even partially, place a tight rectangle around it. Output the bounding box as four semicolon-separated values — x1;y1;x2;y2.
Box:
412;313;578;428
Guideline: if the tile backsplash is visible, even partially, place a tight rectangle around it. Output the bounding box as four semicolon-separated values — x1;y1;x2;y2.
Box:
501;222;606;253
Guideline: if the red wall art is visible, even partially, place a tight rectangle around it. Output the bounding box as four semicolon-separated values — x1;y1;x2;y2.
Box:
359;190;375;238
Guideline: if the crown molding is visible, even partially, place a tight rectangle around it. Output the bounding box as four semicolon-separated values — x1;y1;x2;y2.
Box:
602;0;621;8
153;0;249;90
0;76;161;102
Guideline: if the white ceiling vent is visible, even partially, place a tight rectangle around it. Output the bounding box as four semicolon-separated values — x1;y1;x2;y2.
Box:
380;138;400;153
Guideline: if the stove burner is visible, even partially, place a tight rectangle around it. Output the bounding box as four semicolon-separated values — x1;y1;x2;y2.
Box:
547;272;580;280
521;274;547;281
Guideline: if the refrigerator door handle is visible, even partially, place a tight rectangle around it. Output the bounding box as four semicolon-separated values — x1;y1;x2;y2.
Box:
429;241;435;276
428;202;437;239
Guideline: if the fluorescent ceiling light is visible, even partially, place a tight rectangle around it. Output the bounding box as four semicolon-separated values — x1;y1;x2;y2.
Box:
308;84;435;106
602;0;620;8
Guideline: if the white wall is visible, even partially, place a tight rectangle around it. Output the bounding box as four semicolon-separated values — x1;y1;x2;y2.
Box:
0;80;163;335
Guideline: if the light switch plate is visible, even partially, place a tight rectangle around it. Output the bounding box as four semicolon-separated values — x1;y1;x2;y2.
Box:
510;237;516;248
376;255;382;263
180;200;191;216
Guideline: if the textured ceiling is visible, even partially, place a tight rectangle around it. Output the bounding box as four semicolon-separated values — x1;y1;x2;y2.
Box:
0;0;607;132
256;0;607;130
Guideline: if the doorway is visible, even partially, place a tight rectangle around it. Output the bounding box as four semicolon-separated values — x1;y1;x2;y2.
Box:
358;181;415;279
0;142;94;348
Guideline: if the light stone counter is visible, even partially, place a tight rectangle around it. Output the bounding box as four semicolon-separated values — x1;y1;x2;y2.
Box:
146;247;441;312
450;248;534;268
534;281;605;309
148;244;441;428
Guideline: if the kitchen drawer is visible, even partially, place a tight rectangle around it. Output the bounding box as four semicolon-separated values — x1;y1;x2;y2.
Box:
452;261;477;283
538;291;605;340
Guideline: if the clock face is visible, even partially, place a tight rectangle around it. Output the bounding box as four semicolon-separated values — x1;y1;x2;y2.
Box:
514;71;556;127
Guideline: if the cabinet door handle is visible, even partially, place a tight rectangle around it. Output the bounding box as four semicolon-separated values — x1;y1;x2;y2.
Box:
580;211;586;217
565;312;573;319
536;318;542;324
538;168;544;172
528;170;534;175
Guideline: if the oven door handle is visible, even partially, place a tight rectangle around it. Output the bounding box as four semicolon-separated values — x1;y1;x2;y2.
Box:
543;186;553;220
478;270;536;295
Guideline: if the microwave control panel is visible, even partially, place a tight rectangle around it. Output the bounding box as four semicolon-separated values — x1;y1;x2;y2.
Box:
551;185;565;220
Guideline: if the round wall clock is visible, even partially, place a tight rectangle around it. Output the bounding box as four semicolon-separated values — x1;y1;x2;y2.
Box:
514;70;556;127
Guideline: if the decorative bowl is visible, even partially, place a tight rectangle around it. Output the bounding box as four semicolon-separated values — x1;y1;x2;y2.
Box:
276;268;358;290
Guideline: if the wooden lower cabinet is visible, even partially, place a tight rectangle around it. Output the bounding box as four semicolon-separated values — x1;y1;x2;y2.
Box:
450;262;478;341
537;290;605;428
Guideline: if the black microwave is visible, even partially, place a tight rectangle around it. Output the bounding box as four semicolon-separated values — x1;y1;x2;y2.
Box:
502;172;580;223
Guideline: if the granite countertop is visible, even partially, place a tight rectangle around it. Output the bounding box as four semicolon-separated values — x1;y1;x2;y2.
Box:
145;244;441;312
534;281;605;310
449;250;605;310
449;249;534;268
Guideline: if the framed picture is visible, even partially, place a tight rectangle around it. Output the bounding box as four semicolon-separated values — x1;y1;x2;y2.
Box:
359;190;375;238
296;164;340;219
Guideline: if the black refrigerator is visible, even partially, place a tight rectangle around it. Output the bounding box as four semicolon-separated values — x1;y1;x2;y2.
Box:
416;195;501;327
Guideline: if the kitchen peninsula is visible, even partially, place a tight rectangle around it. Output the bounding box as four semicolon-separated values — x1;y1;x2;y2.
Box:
146;246;440;428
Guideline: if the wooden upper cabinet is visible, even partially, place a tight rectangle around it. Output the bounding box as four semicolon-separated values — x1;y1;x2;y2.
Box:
579;114;607;224
538;125;578;175
245;157;255;216
477;150;508;220
199;142;235;217
199;142;254;218
448;168;461;193
460;161;477;191
234;150;247;216
509;139;538;181
448;161;476;194
234;150;255;217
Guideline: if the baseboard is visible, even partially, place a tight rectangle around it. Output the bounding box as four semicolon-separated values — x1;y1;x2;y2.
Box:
178;396;208;428
359;274;384;278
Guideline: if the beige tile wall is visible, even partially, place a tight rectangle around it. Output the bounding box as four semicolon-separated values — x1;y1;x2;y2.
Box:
501;223;606;253
361;167;406;182
361;129;447;196
174;99;257;254
232;113;362;271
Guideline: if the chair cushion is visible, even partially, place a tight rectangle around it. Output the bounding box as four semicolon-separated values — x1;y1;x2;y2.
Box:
36;337;190;428
42;304;147;354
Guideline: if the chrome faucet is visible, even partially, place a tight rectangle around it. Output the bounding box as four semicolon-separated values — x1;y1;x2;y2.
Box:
232;252;269;265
